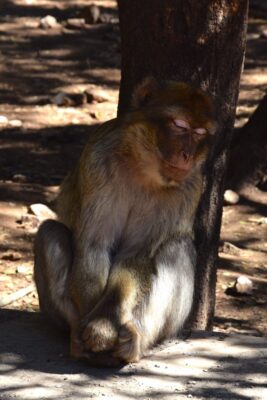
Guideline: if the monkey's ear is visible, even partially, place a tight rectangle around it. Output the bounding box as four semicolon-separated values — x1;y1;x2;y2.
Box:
131;77;160;109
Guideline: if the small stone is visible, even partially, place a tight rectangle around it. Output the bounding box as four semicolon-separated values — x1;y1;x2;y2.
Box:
235;275;253;294
51;92;72;106
85;89;109;104
39;15;59;29
28;203;57;220
224;189;240;205
9;119;22;127
260;27;267;38
0;115;8;125
83;5;100;24
65;18;86;30
12;174;28;183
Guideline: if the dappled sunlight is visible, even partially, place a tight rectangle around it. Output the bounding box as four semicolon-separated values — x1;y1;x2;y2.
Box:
235;10;267;127
215;199;267;336
0;0;120;131
241;71;267;86
2;104;114;129
0;314;266;399
1;0;266;343
0;1;267;399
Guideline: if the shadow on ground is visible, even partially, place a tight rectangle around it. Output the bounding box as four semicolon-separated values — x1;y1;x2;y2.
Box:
0;308;266;400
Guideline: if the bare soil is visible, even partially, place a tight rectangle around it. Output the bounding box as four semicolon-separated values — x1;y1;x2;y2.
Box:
0;0;266;337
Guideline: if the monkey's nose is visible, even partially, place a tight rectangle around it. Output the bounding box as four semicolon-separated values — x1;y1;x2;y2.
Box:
182;151;191;162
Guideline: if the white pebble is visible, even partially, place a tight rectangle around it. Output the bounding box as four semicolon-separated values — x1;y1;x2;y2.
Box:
0;115;8;125
51;92;71;106
13;174;27;183
9;119;22;127
29;203;57;220
235;276;253;294
224;189;240;205
40;15;59;29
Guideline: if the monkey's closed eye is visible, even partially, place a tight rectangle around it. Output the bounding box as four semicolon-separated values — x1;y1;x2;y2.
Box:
173;119;190;130
194;128;207;135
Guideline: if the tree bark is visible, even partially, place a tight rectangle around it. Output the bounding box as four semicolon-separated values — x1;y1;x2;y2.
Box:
118;0;249;329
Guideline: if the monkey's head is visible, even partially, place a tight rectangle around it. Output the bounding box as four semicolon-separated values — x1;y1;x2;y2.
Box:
123;77;217;188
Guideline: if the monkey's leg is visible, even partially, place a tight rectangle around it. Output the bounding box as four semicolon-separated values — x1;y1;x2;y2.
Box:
138;237;196;352
81;257;152;362
82;238;195;363
34;220;82;357
69;245;111;317
112;237;195;362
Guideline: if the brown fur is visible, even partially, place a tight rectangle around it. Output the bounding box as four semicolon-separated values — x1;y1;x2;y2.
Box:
34;78;216;365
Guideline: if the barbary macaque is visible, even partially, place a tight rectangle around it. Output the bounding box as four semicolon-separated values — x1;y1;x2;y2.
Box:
34;77;217;366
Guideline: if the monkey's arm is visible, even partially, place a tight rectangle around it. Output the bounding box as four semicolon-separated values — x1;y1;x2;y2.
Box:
57;120;124;315
69;245;111;315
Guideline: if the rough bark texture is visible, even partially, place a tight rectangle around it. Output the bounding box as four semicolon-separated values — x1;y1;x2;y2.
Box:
227;94;267;190
118;0;248;329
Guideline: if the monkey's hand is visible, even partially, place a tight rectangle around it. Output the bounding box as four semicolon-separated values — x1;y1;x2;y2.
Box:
70;330;85;359
113;320;142;363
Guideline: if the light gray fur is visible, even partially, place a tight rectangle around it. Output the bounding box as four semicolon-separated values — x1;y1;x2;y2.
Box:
138;237;195;352
35;117;202;357
34;220;77;329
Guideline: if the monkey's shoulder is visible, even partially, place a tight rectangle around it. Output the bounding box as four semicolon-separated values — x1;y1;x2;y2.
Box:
82;118;122;153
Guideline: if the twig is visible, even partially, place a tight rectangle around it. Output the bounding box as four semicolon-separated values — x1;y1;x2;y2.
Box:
0;284;35;307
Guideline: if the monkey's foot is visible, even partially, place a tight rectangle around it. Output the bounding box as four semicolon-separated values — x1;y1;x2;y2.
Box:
70;335;84;359
113;321;142;363
70;331;122;367
81;350;123;368
82;318;118;353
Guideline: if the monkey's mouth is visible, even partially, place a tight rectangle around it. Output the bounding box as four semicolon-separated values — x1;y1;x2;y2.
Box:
158;152;193;181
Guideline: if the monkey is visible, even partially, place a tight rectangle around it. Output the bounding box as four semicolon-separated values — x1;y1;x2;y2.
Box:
34;77;217;366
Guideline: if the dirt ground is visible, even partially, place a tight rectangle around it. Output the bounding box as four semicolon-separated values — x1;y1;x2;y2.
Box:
0;0;266;338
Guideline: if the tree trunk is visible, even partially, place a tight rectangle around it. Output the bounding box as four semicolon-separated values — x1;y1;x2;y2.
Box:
118;0;248;329
227;94;267;191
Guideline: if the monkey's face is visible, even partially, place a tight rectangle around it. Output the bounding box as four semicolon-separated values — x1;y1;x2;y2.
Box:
127;78;217;187
154;111;214;184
